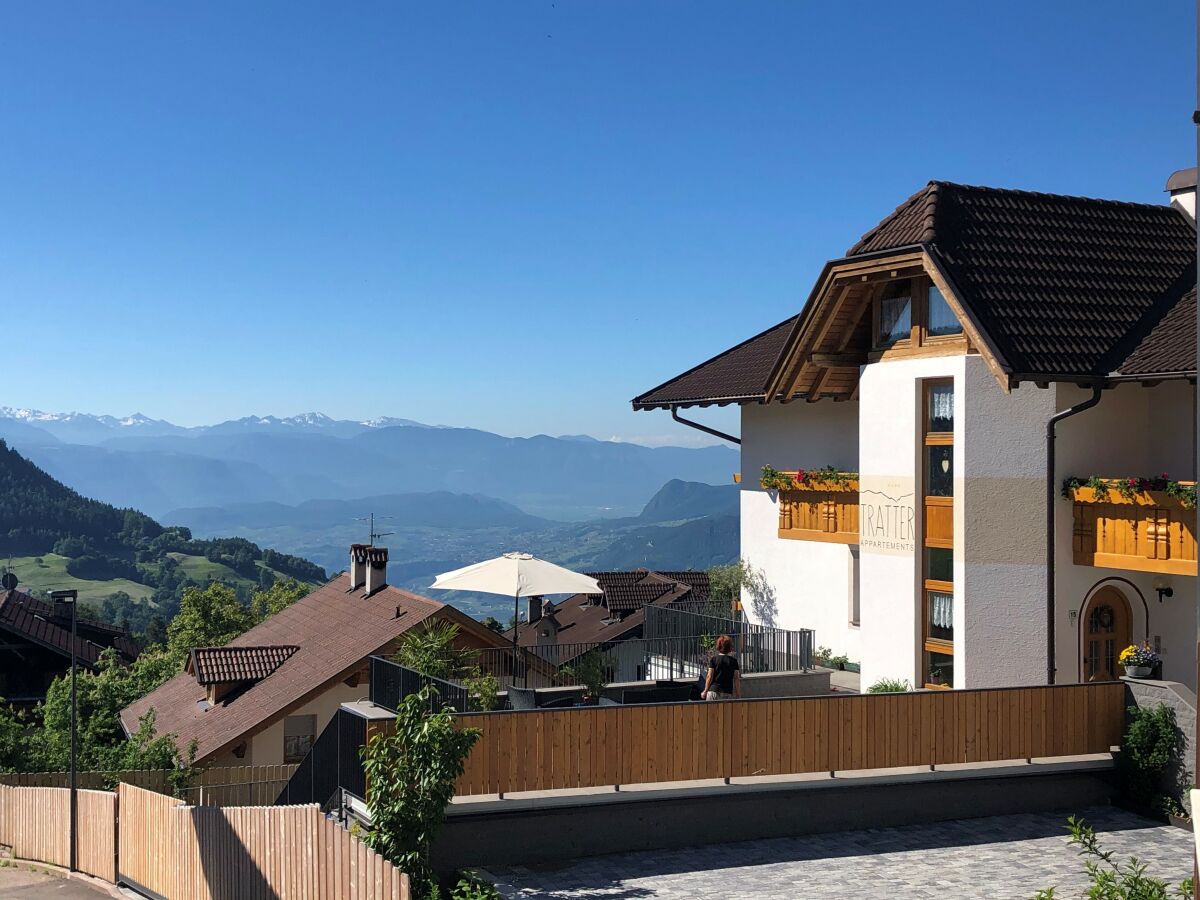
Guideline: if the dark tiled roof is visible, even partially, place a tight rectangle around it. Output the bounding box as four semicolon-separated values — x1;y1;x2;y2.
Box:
511;570;705;657
1116;287;1197;376
634;181;1196;407
188;645;298;685
121;574;512;763
631;316;798;409
0;590;138;668
848;181;1196;378
598;582;673;615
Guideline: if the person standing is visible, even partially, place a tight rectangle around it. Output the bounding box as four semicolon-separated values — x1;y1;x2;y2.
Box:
703;634;740;700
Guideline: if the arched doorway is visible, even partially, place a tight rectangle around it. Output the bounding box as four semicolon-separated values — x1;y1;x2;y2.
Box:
1080;586;1132;682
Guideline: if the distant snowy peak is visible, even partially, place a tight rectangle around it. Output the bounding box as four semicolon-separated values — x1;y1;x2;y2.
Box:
361;416;441;429
0;407;173;429
0;407;443;437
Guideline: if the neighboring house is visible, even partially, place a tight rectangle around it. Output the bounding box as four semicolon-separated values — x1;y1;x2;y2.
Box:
0;587;139;705
635;171;1199;693
509;570;710;680
120;545;512;767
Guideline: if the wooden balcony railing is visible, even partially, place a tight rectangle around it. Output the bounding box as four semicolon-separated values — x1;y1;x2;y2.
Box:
1070;482;1197;576
776;474;859;544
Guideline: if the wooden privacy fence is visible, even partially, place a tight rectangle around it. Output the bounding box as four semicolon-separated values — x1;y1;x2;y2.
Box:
0;785;117;881
118;783;410;900
0;764;296;807
0;782;409;899
455;682;1127;795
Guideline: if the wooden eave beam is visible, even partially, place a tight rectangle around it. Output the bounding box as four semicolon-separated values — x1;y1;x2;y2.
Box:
921;247;1013;392
809;351;868;368
764;250;925;401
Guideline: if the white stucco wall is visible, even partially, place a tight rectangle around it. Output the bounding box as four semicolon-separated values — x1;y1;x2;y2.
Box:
857;356;966;689
740;401;860;662
1054;381;1197;689
205;679;369;767
960;361;1057;688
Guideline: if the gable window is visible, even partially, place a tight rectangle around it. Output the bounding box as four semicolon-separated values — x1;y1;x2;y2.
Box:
927;286;963;337
283;714;316;763
876;280;912;346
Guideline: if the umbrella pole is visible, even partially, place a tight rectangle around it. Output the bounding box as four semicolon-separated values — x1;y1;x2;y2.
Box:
513;592;521;688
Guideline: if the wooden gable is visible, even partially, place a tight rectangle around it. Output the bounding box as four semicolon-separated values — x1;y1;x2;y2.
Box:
767;250;1008;403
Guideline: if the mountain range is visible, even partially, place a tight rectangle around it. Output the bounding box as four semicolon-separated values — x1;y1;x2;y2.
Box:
0;408;738;521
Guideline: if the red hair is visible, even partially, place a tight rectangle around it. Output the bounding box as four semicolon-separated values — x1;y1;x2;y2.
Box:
716;634;733;654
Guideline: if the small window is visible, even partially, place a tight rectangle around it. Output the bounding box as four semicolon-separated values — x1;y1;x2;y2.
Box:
926;444;953;497
925;650;953;688
877;280;912;346
927;286;963;337
283;714;316;763
928;591;953;641
925;548;953;584
848;547;861;626
927;383;954;433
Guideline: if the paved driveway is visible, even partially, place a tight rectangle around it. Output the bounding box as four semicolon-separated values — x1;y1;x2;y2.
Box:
490;807;1193;900
0;865;112;898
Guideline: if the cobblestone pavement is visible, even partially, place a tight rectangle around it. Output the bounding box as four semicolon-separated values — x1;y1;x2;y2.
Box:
490;806;1193;899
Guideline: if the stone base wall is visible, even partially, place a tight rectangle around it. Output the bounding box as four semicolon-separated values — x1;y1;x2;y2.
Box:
1123;677;1196;813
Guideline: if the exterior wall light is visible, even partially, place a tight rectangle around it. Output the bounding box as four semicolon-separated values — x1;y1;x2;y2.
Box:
1152;576;1174;603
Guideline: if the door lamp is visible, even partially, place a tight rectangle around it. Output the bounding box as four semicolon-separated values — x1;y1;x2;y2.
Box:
1152;576;1173;604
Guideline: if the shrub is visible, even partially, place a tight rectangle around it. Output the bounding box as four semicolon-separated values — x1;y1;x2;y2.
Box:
867;678;911;693
1031;815;1193;899
564;649;612;698
1122;703;1183;810
450;871;502;899
363;685;481;900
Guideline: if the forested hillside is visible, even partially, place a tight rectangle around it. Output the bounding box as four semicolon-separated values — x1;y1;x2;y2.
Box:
0;440;326;639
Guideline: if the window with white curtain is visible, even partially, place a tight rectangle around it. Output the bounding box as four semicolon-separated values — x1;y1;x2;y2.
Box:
927;286;963;337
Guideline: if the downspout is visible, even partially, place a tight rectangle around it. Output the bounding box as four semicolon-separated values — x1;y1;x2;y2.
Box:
671;406;740;445
1046;386;1102;684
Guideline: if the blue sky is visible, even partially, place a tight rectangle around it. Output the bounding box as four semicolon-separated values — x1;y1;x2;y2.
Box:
1;1;1194;446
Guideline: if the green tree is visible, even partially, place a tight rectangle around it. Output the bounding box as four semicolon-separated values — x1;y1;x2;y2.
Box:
393;621;476;683
0;646;189;776
250;577;310;620
165;583;256;666
706;559;777;626
478;616;504;634
362;686;481;899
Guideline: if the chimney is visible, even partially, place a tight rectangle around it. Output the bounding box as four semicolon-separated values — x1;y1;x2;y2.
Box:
1166;167;1197;219
527;595;544;625
365;546;389;596
349;544;369;590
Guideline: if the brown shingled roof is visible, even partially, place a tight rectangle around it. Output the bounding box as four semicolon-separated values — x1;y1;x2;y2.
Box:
188;645;298;685
1115;287;1196;377
631;316;797;410
511;570;708;658
120;574;511;763
850;181;1196;378
0;589;138;668
634;180;1196;409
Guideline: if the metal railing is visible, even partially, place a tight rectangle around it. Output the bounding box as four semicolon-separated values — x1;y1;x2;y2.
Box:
474;627;814;689
368;656;473;714
274;707;365;806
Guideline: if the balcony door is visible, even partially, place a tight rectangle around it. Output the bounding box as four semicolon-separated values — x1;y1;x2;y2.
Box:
1081;586;1131;682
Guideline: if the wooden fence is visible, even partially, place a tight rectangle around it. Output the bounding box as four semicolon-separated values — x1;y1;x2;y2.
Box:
0;785;117;881
0;764;296;807
118;784;409;900
455;681;1127;795
0;782;409;898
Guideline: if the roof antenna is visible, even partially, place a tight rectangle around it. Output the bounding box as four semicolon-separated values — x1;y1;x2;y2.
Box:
354;513;395;546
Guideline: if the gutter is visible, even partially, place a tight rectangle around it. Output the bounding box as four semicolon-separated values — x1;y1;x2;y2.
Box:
1045;386;1103;684
671;407;740;445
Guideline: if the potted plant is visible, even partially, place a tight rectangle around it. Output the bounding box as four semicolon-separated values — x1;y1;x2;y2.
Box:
1118;643;1160;678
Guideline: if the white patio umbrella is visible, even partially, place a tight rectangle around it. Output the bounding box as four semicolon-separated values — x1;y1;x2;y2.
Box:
430;552;600;680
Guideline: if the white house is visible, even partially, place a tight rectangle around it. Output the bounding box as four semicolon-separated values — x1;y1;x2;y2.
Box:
635;173;1198;692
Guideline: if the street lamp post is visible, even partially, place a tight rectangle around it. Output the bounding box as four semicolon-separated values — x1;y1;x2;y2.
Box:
50;589;78;873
